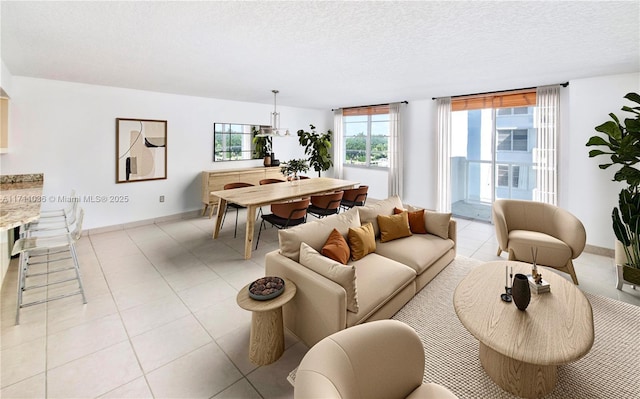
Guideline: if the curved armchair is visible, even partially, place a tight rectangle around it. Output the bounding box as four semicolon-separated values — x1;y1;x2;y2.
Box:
294;320;457;399
493;199;586;284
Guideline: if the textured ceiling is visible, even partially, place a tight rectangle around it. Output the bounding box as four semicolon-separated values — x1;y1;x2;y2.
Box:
1;1;639;109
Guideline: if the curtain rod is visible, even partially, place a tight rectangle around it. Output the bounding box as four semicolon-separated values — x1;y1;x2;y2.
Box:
332;100;408;112
431;82;569;101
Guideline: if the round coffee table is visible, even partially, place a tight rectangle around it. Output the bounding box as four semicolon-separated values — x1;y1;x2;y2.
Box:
453;261;594;398
237;278;296;366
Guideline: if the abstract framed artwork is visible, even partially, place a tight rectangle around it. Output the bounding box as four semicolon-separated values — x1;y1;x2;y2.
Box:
116;118;167;183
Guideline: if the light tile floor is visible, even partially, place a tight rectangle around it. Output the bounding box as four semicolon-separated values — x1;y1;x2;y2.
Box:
1;212;638;398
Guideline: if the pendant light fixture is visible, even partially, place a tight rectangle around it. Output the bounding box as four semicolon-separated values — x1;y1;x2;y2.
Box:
258;90;290;137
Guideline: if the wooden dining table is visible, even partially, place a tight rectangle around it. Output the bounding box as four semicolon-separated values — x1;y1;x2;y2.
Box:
211;177;359;259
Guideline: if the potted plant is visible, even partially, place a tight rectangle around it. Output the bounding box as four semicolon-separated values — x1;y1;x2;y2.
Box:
280;158;309;184
586;92;640;287
252;126;273;166
297;124;333;177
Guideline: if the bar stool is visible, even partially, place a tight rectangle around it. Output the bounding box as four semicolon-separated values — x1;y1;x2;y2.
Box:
22;200;79;238
12;208;87;324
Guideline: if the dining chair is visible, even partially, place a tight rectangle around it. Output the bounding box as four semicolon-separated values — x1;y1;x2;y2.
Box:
255;197;310;250
307;191;344;219
220;182;254;238
259;178;285;185
12;208;87;324
340;185;369;211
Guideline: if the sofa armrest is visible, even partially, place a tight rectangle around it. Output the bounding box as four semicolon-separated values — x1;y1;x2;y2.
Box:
448;219;457;251
265;250;348;347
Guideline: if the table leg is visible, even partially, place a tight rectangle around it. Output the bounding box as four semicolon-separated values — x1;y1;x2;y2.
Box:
479;342;557;398
213;199;226;239
244;206;257;259
249;308;285;366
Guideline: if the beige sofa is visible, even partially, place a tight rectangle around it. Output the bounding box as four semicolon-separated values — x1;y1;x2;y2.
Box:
265;196;457;347
492;199;586;285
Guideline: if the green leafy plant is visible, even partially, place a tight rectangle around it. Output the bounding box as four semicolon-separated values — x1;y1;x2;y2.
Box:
280;158;309;178
586;92;640;268
297;124;333;177
252;126;272;159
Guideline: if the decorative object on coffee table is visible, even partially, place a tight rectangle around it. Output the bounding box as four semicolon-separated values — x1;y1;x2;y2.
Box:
511;273;531;310
237;277;297;365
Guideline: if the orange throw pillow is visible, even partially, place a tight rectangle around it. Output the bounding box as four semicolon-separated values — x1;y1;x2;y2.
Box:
321;228;351;265
377;212;412;243
394;207;427;234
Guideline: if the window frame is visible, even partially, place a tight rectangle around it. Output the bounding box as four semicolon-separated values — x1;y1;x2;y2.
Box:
343;105;390;168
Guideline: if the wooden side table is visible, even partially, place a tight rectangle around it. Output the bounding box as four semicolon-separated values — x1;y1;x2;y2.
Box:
236;278;297;365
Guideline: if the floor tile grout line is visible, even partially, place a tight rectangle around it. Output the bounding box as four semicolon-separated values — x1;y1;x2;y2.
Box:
127;222;253;389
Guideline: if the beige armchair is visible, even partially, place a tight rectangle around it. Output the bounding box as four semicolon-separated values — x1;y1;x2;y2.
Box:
294;320;457;399
492;199;586;285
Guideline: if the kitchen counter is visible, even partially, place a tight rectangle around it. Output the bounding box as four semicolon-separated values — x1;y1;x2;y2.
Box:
0;174;44;231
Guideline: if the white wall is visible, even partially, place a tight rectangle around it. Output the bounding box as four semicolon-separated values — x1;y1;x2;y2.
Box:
1;61;13;95
562;72;640;249
0;77;331;229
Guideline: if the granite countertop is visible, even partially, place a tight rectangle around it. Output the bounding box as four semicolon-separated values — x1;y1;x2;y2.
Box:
0;174;44;231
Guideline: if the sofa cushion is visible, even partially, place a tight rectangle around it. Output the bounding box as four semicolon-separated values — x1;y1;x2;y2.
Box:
300;242;359;313
357;196;404;237
508;230;572;267
377;212;412;243
348;222;376;261
424;210;452;239
279;208;361;262
346;253;416;326
322;228;351;265
394;207;427;234
375;234;455;275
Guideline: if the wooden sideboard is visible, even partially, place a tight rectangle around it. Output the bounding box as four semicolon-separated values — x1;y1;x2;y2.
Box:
201;167;285;217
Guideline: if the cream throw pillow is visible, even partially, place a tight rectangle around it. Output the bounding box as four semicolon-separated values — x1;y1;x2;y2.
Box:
299;242;359;313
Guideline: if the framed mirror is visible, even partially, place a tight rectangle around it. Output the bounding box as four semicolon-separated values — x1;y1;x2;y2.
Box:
213;123;270;162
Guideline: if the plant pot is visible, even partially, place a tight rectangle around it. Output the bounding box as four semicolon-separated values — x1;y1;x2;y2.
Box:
511;273;531;311
290;175;300;186
622;266;640;284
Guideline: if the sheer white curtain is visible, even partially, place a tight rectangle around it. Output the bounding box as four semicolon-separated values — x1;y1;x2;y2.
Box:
437;98;452;212
533;85;560;205
333;109;344;179
388;102;404;197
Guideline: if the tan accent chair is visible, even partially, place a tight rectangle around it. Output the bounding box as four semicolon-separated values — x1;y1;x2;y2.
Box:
294;320;457;399
492;199;586;285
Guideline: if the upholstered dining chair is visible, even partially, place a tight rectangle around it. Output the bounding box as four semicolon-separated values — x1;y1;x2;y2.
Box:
492;199;586;284
255;197;310;250
220;182;254;238
307;191;344;219
259;178;285;185
294;319;458;399
340;185;368;211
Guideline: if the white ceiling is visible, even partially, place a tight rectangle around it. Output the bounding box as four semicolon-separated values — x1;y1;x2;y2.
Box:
1;1;639;109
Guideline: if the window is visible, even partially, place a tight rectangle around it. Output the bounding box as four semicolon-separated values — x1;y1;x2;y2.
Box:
343;105;390;167
497;129;528;152
497;165;521;188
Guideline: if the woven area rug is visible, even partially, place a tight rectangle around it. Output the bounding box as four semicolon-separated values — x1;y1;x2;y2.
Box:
288;256;640;397
392;256;640;398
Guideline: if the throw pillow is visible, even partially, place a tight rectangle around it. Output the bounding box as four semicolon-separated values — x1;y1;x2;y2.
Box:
322;228;351;265
394;207;428;234
377;212;412;243
425;210;452;239
348;222;376;261
299;242;359;313
356;196;404;238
